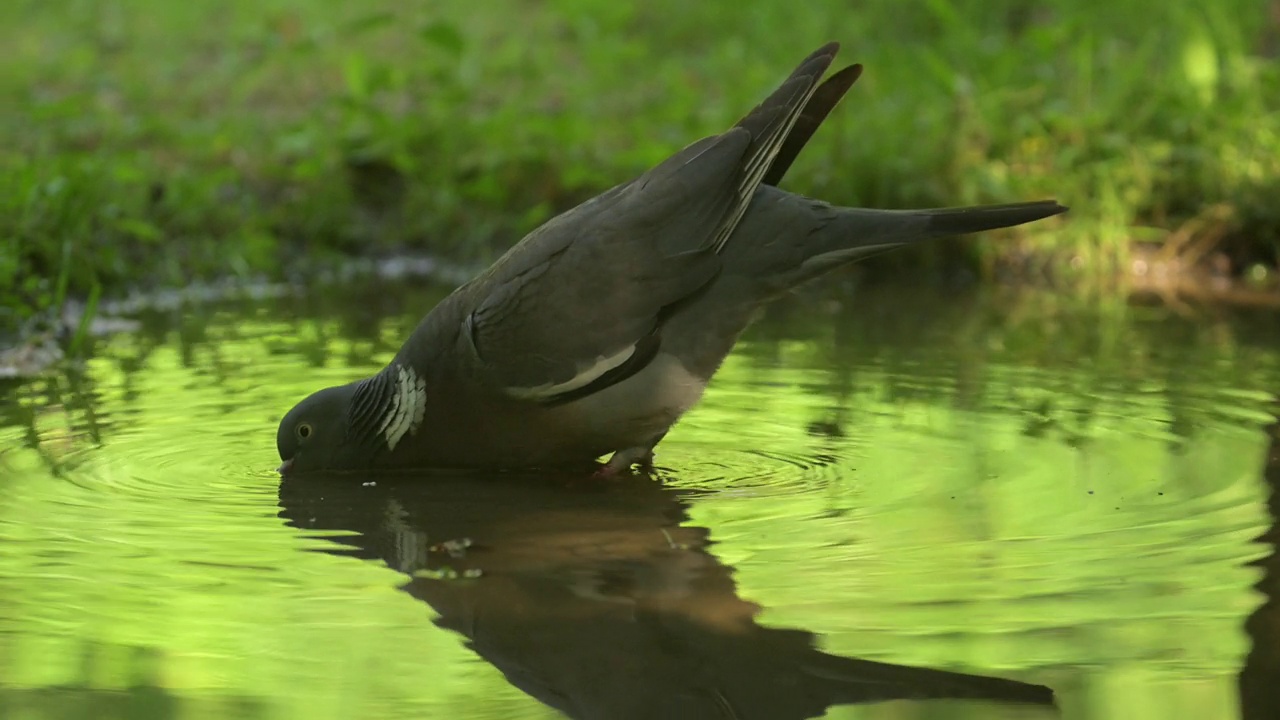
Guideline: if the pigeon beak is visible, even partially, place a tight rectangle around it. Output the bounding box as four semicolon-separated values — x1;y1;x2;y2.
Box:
277;458;294;475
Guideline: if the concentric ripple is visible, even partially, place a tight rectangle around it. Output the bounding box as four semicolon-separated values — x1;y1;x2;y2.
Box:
0;282;1278;720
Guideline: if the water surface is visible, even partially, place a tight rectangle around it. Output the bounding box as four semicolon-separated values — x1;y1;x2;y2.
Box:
1;279;1277;719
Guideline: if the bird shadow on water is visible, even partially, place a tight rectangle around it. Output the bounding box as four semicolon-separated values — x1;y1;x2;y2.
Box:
277;471;1056;719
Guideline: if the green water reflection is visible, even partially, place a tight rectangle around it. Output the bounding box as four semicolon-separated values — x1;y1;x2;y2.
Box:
0;281;1277;719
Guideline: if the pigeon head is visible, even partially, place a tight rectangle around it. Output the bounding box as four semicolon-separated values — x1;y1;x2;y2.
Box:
276;384;358;475
277;368;427;474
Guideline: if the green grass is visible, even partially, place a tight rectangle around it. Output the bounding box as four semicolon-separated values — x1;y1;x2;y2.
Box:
4;0;1280;335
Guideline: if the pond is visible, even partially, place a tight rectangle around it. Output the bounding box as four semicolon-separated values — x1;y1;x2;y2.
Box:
1;277;1278;720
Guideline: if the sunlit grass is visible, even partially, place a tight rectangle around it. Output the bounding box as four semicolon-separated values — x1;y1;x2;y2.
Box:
4;0;1279;332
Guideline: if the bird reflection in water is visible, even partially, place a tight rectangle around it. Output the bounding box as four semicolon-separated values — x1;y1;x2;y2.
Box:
277;474;1055;719
1241;403;1280;720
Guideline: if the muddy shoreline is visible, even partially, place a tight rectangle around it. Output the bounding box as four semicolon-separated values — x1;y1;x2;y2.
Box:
4;252;1279;380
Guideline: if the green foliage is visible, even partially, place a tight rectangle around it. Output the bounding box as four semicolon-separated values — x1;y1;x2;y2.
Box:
3;0;1280;333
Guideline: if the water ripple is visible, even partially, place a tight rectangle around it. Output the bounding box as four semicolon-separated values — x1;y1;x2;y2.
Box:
0;284;1277;720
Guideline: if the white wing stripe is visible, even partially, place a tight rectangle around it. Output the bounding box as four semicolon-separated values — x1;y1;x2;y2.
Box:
505;344;636;401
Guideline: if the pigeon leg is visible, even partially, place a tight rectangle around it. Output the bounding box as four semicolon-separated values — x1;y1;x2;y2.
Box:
594;446;654;478
593;431;668;478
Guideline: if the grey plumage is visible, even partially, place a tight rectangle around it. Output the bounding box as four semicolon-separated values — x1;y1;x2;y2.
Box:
276;42;1067;474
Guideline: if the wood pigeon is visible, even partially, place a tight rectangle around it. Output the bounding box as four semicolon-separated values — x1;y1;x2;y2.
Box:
276;42;1067;475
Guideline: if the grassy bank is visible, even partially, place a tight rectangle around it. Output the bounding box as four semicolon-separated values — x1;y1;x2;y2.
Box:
4;0;1279;335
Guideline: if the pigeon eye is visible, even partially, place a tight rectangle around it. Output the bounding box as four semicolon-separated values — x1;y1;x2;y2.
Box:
296;422;313;441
